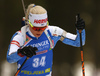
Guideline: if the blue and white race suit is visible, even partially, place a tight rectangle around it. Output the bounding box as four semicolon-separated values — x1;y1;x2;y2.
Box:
7;25;85;76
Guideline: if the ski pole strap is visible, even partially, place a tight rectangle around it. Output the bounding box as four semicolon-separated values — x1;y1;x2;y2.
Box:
44;30;54;49
21;25;29;46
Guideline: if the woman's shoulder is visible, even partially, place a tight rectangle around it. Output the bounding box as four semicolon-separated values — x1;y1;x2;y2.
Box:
11;31;23;41
46;25;64;36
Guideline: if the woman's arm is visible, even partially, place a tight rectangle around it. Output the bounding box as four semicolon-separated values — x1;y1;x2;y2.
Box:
48;26;85;47
7;32;23;63
61;29;85;47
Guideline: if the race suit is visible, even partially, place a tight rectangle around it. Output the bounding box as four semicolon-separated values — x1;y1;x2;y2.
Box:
7;25;85;76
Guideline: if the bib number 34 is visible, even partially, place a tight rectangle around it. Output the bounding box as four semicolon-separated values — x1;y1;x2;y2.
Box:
32;56;46;68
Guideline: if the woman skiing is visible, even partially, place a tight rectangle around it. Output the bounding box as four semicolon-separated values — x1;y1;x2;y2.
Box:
7;3;85;76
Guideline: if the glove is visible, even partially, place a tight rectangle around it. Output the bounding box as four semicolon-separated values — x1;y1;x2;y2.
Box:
17;46;38;58
75;17;85;30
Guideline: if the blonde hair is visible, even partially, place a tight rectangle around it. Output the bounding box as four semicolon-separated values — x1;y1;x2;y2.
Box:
25;4;47;20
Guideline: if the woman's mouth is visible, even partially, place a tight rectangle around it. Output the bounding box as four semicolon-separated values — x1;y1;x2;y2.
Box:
36;34;41;36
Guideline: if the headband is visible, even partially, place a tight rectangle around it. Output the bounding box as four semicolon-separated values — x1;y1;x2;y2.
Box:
29;13;48;27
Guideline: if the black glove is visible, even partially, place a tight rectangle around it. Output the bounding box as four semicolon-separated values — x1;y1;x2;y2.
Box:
75;14;85;30
17;46;38;58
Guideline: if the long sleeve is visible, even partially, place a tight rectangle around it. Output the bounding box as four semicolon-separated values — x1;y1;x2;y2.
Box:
62;29;85;47
7;31;23;63
48;26;86;47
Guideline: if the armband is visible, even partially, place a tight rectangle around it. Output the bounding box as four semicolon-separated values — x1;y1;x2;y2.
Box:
60;30;67;41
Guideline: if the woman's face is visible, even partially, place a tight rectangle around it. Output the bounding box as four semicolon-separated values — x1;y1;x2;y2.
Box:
29;25;44;37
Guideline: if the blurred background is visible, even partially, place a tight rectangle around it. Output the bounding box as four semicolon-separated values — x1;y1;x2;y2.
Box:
0;0;100;76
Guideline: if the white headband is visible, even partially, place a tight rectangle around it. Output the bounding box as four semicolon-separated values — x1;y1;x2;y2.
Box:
29;13;48;27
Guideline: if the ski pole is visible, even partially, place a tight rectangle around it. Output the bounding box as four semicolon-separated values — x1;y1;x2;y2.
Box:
14;57;29;76
76;14;85;76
